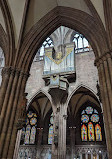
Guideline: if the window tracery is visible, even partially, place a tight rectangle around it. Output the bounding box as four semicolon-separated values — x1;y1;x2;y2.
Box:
81;106;102;142
34;37;53;61
21;110;38;145
72;33;91;53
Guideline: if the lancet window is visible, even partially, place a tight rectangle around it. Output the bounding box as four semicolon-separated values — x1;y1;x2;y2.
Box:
21;110;38;145
48;113;54;144
81;106;102;141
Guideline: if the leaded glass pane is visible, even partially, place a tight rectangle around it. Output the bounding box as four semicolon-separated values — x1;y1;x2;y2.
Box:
27;111;33;118
94;109;98;114
50;116;54;124
21;127;25;141
81;110;85;115
81;115;89;123
81;124;87;141
30;117;37;125
48;125;53;144
91;114;99;123
95;124;102;141
30;126;36;144
88;122;95;141
85;107;93;114
34;113;37;117
25;118;29;125
24;125;31;144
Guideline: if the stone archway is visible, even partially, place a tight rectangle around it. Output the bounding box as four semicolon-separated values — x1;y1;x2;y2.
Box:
0;5;112;159
67;86;107;159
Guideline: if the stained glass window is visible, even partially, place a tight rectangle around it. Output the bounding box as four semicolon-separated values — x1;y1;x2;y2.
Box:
48;125;53;144
30;117;37;125
94;109;98;114
81;106;102;142
81;115;89;123
85;107;93;114
81;124;87;141
27;111;33;118
21;110;38;145
81;110;85;115
30;126;36;144
48;113;54;144
95;124;102;141
88;122;95;141
24;125;31;144
91;114;99;123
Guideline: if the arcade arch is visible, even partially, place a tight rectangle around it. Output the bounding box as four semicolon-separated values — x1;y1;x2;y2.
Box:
0;4;112;159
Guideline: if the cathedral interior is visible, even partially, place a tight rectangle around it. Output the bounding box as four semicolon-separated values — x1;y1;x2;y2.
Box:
0;1;112;159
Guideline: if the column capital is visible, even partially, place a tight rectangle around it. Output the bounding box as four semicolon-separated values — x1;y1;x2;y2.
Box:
1;66;30;79
95;51;112;67
1;66;11;77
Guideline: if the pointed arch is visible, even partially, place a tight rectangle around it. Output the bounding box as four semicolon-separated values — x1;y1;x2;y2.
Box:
67;85;101;117
95;124;102;141
88;122;95;141
18;6;109;73
28;89;52;107
24;125;31;144
81;124;87;141
30;126;36;144
0;0;15;66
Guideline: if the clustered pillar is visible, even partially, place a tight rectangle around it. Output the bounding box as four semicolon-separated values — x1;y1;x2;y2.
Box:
0;66;29;159
49;89;68;159
96;52;112;159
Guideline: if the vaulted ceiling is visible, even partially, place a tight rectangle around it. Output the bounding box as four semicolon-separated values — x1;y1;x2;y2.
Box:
0;0;112;69
0;0;110;46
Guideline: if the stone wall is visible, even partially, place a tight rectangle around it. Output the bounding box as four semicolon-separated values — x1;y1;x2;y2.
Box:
26;50;98;101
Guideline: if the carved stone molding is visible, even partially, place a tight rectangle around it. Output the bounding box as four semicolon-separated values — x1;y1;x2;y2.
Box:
95;51;112;67
1;67;11;77
1;66;30;80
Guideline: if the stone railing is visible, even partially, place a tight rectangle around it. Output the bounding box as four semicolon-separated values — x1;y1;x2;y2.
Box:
18;145;107;159
18;145;52;159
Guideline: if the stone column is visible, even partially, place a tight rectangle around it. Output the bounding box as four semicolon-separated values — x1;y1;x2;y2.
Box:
36;120;44;159
13;130;22;159
51;108;59;159
7;72;29;159
0;67;15;133
50;89;68;159
58;104;67;159
0;67;16;158
0;68;29;159
70;116;76;159
95;52;112;159
0;67;11;113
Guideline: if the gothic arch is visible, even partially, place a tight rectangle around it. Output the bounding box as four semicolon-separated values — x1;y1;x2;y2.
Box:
67;84;100;107
18;6;109;73
67;86;100;117
28;89;52;107
27;90;53;120
0;0;15;66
